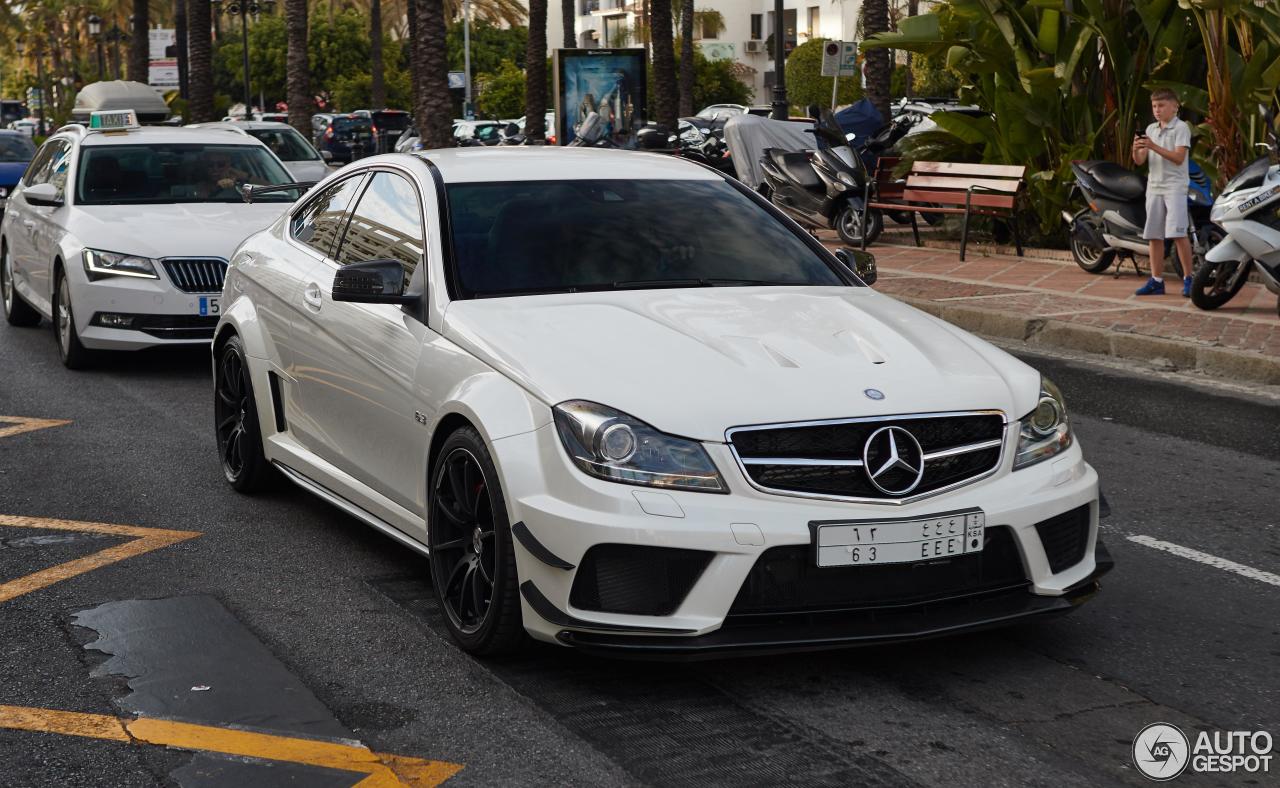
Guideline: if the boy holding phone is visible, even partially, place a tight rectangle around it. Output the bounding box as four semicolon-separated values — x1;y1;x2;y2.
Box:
1132;88;1194;296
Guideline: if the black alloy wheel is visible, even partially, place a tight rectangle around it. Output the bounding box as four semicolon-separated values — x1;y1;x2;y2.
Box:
429;427;523;655
214;336;273;492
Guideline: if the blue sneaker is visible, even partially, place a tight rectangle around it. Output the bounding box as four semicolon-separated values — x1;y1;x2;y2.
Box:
1182;276;1192;297
1135;277;1165;296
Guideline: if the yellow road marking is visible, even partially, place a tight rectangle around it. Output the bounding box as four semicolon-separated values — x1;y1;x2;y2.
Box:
0;705;463;786
0;515;200;604
0;416;71;440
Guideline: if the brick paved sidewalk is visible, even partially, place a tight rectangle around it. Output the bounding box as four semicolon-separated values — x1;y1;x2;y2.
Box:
821;235;1280;384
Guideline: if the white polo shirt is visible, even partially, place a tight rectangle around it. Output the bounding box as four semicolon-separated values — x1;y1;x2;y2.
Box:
1145;117;1192;195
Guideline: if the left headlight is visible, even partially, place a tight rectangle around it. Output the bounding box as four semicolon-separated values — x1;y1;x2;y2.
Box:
82;248;160;281
1013;377;1072;470
553;400;727;493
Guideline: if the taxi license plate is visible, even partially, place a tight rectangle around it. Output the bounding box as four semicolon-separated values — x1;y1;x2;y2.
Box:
814;511;985;568
198;296;220;317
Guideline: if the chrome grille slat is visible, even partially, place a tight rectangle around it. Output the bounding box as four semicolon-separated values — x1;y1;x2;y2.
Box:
162;258;227;293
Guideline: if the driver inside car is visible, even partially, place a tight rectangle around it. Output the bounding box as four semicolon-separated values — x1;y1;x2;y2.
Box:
195;151;250;198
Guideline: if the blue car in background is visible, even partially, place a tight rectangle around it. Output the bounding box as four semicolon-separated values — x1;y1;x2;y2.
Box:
0;130;36;219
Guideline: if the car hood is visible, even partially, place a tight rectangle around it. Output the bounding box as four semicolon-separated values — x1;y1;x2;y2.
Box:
283;160;330;183
70;203;290;259
443;287;1042;441
0;161;28;186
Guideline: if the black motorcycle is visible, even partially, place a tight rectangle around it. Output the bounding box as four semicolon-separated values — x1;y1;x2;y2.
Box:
758;109;879;245
1064;160;1220;274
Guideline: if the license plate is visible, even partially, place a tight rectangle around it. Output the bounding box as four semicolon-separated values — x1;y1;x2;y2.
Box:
814;511;985;567
198;296;220;316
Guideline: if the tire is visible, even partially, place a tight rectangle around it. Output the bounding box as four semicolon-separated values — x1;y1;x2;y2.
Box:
836;203;883;246
428;426;524;656
2;243;40;327
214;336;275;492
1192;224;1226;274
52;270;93;369
888;210;913;225
1069;212;1115;274
1190;259;1251;311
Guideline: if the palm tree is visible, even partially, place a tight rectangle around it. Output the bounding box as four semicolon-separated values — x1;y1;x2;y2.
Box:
561;0;574;48
862;0;891;121
413;0;454;148
370;0;386;109
524;0;547;140
650;0;677;130
678;0;693;117
128;0;148;82
187;0;215;122
286;0;311;136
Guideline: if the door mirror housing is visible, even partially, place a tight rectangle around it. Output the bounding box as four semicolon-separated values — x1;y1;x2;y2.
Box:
320;149;334;162
835;247;877;285
24;182;63;207
332;259;417;304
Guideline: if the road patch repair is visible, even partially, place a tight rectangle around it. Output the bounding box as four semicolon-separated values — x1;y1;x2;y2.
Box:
0;415;72;440
27;595;461;787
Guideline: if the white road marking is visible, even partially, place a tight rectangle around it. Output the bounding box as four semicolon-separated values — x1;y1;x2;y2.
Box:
1128;535;1280;588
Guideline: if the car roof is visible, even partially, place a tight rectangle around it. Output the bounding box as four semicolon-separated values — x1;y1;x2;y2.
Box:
191;121;299;132
416;147;722;183
76;126;270;147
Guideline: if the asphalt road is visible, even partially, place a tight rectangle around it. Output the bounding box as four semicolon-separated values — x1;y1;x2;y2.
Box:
0;319;1277;787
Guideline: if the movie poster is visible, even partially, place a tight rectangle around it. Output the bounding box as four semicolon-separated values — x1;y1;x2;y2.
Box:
553;49;646;146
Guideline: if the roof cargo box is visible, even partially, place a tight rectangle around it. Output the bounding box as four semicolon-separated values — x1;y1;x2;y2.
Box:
71;81;170;124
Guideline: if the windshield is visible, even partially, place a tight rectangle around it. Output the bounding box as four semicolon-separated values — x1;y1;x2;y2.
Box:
446;179;848;298
0;134;35;162
373;112;410;132
332;117;373;138
247;128;319;162
76;143;297;204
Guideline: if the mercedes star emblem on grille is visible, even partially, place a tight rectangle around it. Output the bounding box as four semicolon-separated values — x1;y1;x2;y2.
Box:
862;426;926;495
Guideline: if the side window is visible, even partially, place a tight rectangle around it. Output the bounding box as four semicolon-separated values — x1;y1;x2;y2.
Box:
290;175;365;257
47;142;73;194
22;140;63;187
334;172;425;287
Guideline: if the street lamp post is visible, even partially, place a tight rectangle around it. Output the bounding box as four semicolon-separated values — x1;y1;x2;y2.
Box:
105;25;127;80
212;0;276;119
87;15;106;82
463;0;473;120
770;0;788;120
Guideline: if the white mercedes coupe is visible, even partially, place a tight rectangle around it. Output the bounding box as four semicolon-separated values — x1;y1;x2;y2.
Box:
212;148;1112;657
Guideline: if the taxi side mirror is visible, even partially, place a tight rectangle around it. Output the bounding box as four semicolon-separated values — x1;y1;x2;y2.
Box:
24;182;63;207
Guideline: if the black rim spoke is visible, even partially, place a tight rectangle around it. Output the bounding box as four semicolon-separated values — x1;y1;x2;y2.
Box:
433;536;467;551
431;448;500;635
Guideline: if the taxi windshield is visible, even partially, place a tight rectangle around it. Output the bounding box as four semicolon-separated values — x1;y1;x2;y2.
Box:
75;143;297;205
245;128;320;162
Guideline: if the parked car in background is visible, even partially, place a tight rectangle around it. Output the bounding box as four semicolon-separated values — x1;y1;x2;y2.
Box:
188;121;330;183
1;100;30;128
452;120;503;147
7;119;38;137
353;109;412;153
313;114;377;163
0;130;36;218
255;112;289;124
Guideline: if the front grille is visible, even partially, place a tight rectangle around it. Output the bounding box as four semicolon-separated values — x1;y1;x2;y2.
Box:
1034;504;1090;573
729;413;1005;501
162;258;227;293
570;544;712;616
729;525;1027;616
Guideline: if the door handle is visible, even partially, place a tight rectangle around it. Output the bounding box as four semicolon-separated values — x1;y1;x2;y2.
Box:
303;282;323;310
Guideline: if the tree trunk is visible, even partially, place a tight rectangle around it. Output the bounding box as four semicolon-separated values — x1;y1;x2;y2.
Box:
413;0;454;149
187;0;214;122
524;0;548;140
650;0;677;130
129;0;149;84
562;0;575;48
176;0;189;99
371;0;386;109
285;0;311;137
678;0;694;117
904;0;918;98
862;0;891;122
408;0;424;119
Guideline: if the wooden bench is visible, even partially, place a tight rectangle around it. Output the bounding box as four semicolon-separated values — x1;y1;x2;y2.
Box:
862;161;1027;261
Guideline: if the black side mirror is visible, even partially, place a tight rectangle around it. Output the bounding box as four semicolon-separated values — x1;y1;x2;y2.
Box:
332;259;417;304
835;247;877;285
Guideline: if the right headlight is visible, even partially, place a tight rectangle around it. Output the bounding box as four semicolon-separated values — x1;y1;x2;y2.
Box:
553;400;727;493
82;248;160;281
1013;377;1072;470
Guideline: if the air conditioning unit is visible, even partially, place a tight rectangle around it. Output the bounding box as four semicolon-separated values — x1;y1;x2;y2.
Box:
744;40;765;54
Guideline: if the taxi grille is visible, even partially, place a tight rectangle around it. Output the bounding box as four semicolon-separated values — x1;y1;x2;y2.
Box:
728;413;1006;502
162;258;227;293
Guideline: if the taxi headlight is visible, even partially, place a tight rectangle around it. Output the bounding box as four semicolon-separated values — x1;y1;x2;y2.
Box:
1013;377;1072;470
83;249;160;281
553;400;727;492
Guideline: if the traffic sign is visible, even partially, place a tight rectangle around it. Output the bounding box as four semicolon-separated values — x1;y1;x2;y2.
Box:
821;41;859;78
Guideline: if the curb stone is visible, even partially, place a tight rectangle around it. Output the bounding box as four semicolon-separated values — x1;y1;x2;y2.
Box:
897;295;1280;386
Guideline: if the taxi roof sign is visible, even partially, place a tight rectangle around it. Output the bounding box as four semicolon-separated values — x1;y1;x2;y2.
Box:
89;109;139;130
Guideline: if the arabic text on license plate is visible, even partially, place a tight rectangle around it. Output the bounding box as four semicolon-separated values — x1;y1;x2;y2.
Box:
198;296;220;317
814;512;985;567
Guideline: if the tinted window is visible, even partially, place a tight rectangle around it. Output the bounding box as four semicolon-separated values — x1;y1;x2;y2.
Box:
332;117;373;137
446;179;846;297
291;175;366;256
76;144;296;204
22;140;63;186
335;172;424;287
372;112;410;132
0;134;35;162
247;128;319;162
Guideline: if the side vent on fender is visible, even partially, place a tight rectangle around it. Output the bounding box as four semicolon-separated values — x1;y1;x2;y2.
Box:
267;372;287;433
